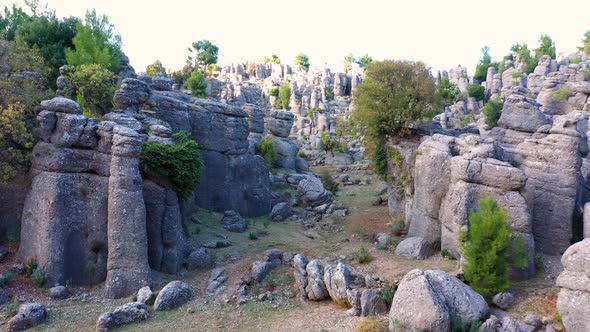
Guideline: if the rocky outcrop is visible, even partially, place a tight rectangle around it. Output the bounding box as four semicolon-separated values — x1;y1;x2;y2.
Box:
297;175;333;207
389;269;488;332
7;303;47;331
556;238;590;332
105;126;150;299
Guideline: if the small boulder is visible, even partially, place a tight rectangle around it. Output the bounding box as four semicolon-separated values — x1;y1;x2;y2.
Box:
293;254;309;295
305;259;329;301
40;97;81;114
7;303;47;331
251;260;270;283
361;289;388;316
49;285;69;300
270;202;294;222
96;302;150;332
221;210;247;233
186;247;213;270
154;281;194;311
324;263;352;305
136;286;154;304
264;248;284;261
394;237;433;259
492;291;516;310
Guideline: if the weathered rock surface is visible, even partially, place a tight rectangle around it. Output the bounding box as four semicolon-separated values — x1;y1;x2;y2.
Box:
96;302;150;332
7;303;47;331
360;289;388;316
221;210;247;233
389;269;488;331
297;175;333;207
305;259;329;301
154;281;194;311
394;237;433;259
185;247;213;270
324;263;352;306
556;238;590;332
270;202;293;222
49;285;69;299
136;286;154;304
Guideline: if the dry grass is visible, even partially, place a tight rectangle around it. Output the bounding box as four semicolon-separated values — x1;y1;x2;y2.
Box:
356;318;388;332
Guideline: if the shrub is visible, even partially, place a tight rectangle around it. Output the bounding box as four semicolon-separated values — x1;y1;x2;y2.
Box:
68;63;118;118
355;319;387;332
482;96;503;129
24;256;38;276
388;220;405;236
142;131;204;201
380;287;395;307
320;133;346;153
268;87;279;97
387;147;404;167
256;137;277;166
278;82;291;110
262;218;271;229
511;72;522;79
30;268;47;287
5;302;18;317
248;231;258;240
474;46;494;82
372;138;388;180
185;70;208;98
441;249;452;259
535;254;545;271
435;77;460;106
582;69;590;81
467;84;485;101
570;57;582;65
451;316;482;332
263;272;279;291
459;113;473;128
146;60;166;78
356;246;374;264
0;272;15;288
321;171;339;193
552;87;571;102
584;31;590;56
324;90;333;101
462;196;528;301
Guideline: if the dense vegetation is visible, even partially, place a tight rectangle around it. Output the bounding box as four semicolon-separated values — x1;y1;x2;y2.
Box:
67;64;118;118
261;54;281;64
142;132;204;201
435;77;460;107
186;70;208;97
294;53;309;69
482;96;503;128
277;82;291;110
188;39;218;73
146;60;166;78
353;60;438;179
462;197;528;301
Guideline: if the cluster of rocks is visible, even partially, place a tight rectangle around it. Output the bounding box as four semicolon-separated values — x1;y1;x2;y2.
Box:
292;254;388;317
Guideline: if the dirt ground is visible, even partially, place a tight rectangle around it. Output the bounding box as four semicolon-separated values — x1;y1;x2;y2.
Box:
0;165;563;331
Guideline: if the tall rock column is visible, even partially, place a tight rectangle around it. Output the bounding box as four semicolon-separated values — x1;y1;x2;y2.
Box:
105;126;150;299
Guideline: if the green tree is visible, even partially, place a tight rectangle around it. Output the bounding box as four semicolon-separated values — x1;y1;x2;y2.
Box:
278;82;291;110
462;196;528;301
0;5;31;41
467;84;485;101
261;54;281;64
294;52;309;68
188;39;218;72
142;132;203;201
0;41;51;183
534;34;556;60
146;60;166;78
482;96;503;128
14;14;78;87
170;64;193;87
435;77;460;107
355;54;373;67
511;43;537;74
354;60;438;179
67;63;118;118
343;53;355;72
474;46;493;82
185;70;208;98
65;10;123;73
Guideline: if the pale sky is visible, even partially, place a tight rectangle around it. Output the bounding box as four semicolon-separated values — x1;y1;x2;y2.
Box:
7;0;590;74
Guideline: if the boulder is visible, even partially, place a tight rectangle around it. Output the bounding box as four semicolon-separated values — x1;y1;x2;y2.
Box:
136;286;155;304
556;239;590;332
394;237;433;260
96;302;150;332
49;285;69;299
324;263;352;306
251;260;270;283
492;292;516;310
185;247;213;270
389;269;488;331
154;281;194;311
273;137;299;170
297;176;333;207
270;202;293;222
40;97;81;114
221;210;247;233
269;110;294;138
293;254;309;295
498;94;549;133
360;289;388;316
7;303;47;331
305;259;329;301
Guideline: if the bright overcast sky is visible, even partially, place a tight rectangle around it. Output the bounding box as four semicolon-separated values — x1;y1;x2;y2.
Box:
7;0;590;74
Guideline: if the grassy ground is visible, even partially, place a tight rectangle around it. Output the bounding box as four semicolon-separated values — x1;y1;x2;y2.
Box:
0;165;562;331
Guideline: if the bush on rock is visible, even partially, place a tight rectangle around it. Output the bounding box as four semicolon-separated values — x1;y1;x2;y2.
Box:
142;132;203;201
